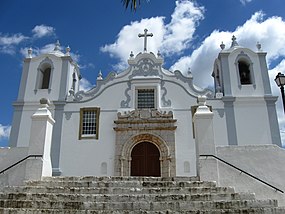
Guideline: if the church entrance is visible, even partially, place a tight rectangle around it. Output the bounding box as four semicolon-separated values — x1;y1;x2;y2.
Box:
131;142;161;177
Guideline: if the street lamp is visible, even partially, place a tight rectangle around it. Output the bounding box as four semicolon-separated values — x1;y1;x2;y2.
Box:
275;72;285;113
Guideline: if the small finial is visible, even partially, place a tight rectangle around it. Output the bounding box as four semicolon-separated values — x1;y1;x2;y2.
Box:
197;96;207;106
187;68;193;78
157;50;161;58
54;40;60;51
187;67;191;74
66;45;71;55
130;51;134;58
27;47;33;58
220;42;225;50
69;89;75;96
256;42;261;51
97;70;103;80
40;98;50;106
230;35;239;48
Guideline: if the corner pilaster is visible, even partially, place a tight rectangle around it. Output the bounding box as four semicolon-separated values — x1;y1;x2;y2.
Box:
193;96;219;183
25;98;55;181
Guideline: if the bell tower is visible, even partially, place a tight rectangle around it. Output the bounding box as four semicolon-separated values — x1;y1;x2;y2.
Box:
212;36;281;147
15;41;81;104
9;41;81;175
213;36;272;97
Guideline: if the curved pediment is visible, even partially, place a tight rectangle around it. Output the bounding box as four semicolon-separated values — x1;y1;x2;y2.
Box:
73;52;213;102
128;52;164;78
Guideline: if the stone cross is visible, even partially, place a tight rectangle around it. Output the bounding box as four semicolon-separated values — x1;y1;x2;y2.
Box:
138;29;153;52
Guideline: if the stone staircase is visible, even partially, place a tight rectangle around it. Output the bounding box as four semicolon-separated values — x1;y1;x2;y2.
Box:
0;176;284;213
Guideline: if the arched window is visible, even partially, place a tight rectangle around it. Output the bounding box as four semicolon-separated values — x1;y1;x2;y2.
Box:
238;60;251;85
36;57;54;92
41;67;51;89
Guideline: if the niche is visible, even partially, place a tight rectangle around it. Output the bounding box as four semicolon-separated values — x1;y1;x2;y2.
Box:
238;60;251;85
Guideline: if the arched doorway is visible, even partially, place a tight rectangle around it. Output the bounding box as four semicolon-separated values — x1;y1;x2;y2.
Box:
131;142;161;177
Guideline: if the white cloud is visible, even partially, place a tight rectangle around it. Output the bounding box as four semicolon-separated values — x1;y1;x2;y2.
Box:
0;33;27;46
0;46;16;55
79;78;93;91
101;17;165;69
170;30;231;87
161;0;204;56
20;44;55;58
0;25;55;55
101;0;204;70
0;124;11;140
240;0;253;5
32;25;55;38
79;63;95;70
0;33;28;55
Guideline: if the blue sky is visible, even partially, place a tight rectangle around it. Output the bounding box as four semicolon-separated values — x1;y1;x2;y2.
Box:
1;0;285;147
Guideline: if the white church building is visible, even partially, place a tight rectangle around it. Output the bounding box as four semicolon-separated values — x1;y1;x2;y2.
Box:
1;31;285;204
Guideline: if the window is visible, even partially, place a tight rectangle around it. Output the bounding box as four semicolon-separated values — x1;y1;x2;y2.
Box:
36;57;54;92
137;89;155;109
79;108;100;140
238;61;251;85
41;68;51;89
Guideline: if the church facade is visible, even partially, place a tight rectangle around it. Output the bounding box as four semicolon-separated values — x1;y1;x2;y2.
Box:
8;34;282;178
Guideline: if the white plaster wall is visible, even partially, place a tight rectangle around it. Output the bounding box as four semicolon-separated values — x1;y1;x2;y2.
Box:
162;81;196;109
15;106;35;147
234;98;272;145
0;147;28;187
59;83;127;176
216;145;285;206
173;110;196;176
59;110;117;176
208;99;229;146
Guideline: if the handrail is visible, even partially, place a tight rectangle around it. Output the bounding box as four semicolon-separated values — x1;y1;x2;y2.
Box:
200;154;284;194
0;154;43;175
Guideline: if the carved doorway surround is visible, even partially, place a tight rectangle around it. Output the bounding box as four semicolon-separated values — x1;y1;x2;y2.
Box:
114;109;177;177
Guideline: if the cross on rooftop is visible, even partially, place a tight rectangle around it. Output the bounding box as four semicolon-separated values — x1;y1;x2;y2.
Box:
138;29;153;52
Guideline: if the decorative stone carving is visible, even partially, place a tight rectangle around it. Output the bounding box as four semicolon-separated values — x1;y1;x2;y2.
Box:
117;109;173;120
129;58;162;78
161;81;171;107
120;82;131;108
173;70;213;98
74;71;117;102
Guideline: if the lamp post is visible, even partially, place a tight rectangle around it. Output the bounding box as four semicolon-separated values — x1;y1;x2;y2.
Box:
275;72;285;113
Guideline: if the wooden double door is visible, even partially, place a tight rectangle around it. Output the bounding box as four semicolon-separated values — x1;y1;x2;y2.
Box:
131;142;161;177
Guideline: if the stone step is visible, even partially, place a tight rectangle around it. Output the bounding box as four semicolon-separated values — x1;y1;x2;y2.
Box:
0;192;255;202
1;208;285;214
3;186;235;195
24;180;217;188
0;199;278;210
41;176;200;182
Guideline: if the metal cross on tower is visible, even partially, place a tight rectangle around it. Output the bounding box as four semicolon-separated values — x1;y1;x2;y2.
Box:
138;29;153;52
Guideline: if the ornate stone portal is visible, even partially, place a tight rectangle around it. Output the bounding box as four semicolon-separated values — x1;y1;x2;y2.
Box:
114;109;177;177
